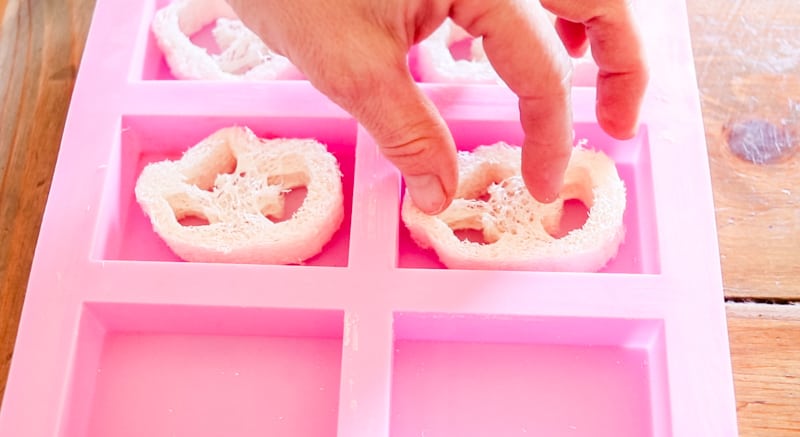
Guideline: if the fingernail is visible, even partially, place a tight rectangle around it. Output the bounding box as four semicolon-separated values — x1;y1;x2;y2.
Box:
523;173;562;205
535;192;557;204
406;174;447;214
532;188;558;204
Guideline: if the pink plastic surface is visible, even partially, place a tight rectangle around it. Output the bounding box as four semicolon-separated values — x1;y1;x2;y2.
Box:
0;0;738;436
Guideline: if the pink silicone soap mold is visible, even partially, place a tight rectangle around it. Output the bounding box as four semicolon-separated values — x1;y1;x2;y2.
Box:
0;0;738;436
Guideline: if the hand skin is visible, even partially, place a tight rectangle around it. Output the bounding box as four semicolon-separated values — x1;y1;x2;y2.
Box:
226;0;648;214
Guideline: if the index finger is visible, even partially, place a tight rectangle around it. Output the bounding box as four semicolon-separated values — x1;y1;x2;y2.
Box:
451;0;575;204
543;0;649;138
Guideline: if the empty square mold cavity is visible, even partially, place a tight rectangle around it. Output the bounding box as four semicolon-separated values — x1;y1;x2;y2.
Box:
62;304;344;437
93;115;356;266
138;0;303;81
397;120;659;274
390;313;671;437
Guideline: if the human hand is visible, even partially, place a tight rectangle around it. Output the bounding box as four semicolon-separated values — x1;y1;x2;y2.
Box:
225;0;648;214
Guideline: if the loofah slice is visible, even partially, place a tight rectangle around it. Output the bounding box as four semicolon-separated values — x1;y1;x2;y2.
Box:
401;142;626;271
415;18;598;86
135;126;344;264
415;19;498;84
151;0;301;80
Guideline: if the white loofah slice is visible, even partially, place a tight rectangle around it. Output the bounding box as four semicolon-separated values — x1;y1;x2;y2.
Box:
135;126;344;264
151;0;300;80
415;18;598;86
416;19;499;84
401;142;626;271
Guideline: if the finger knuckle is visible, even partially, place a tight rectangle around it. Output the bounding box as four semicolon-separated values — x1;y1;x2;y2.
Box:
381;128;440;163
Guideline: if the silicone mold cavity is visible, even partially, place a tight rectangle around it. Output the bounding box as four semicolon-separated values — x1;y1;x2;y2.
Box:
391;313;669;437
139;0;303;82
396;119;659;273
63;304;344;437
93;114;357;266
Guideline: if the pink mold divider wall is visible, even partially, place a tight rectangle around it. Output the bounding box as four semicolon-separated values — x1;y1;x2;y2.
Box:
0;0;738;436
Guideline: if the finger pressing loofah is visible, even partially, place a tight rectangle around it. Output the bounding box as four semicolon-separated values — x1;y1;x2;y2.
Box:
401;142;625;271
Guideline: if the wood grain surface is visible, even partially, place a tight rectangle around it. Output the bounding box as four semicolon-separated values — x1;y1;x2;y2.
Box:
727;304;800;436
1;0;97;413
687;0;800;301
1;0;799;435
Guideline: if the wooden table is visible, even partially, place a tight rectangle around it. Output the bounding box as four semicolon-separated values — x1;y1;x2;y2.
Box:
1;1;798;435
